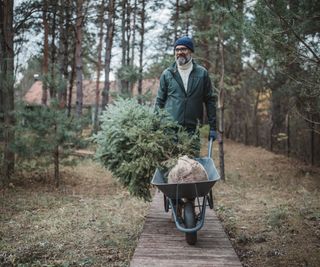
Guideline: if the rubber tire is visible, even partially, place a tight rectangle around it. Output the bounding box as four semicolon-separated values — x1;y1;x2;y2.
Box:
184;201;197;245
208;190;214;209
163;195;169;212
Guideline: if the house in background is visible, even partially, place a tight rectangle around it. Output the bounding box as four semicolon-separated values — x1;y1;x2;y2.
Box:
23;79;159;122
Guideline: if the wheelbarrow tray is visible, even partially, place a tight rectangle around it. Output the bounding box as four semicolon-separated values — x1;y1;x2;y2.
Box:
151;156;220;199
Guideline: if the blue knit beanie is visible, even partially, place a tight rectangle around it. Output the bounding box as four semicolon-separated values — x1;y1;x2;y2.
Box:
174;36;194;52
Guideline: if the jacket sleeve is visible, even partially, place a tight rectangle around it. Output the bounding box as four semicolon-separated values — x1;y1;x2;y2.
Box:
204;72;217;130
155;70;168;109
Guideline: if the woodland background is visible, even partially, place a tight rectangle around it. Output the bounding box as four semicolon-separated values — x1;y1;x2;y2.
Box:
1;0;320;183
1;1;320;267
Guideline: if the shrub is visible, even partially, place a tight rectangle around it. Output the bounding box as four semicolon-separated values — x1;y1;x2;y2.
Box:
92;98;198;201
14;103;87;177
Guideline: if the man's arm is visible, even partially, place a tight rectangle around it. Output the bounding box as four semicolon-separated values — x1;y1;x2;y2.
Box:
155;71;168;109
204;73;217;130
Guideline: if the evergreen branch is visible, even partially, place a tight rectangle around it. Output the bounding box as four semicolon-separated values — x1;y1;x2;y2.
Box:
263;0;320;63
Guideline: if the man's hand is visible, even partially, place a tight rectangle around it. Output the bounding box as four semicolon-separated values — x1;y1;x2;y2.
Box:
209;129;217;141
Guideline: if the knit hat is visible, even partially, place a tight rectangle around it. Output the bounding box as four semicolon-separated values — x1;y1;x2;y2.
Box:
174;36;194;52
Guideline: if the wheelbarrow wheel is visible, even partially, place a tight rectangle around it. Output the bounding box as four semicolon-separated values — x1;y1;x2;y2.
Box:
184;201;197;245
208;189;214;209
163;194;169;212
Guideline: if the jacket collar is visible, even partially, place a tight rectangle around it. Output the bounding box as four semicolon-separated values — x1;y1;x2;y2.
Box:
168;59;196;74
168;60;197;95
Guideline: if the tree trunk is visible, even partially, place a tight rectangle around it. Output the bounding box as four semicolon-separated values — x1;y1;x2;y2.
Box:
217;20;225;181
126;0;131;67
235;0;243;79
94;0;105;132
50;0;57;99
286;113;290;157
310;119;314;166
137;0;145;103
54;123;60;187
253;89;261;147
0;1;4;128
185;0;190;36
174;0;179;41
129;0;137;95
269;121;274;152
0;0;15;184
101;0;115;109
68;45;76;117
58;0;70;108
75;0;84;117
120;0;128;94
42;0;49;105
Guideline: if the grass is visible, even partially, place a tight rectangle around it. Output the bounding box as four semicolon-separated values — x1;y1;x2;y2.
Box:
0;159;149;267
212;140;320;267
1;139;320;267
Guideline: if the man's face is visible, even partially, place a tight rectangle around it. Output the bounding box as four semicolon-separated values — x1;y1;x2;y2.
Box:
175;45;192;66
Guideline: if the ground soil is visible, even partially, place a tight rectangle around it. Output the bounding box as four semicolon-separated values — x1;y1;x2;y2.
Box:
1;139;319;266
0;161;149;267
212;140;320;267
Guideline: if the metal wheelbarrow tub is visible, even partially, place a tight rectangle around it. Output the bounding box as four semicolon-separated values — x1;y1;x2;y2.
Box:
151;139;220;244
151;156;220;199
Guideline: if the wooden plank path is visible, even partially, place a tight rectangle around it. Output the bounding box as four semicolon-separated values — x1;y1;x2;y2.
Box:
130;190;242;267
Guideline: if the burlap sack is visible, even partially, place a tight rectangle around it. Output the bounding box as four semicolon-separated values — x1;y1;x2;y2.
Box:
167;155;208;184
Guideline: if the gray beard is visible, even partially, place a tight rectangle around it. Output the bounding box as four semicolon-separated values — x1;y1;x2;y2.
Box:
176;55;191;66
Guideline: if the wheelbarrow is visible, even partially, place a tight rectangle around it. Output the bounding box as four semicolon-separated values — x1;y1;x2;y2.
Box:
151;139;220;245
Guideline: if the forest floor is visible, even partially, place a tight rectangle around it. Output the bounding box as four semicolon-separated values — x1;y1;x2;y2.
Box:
212;140;320;267
1;139;320;267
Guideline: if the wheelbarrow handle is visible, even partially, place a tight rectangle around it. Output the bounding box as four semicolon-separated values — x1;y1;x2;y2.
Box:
208;138;213;158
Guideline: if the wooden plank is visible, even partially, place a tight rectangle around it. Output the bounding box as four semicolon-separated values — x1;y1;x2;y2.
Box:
130;190;242;267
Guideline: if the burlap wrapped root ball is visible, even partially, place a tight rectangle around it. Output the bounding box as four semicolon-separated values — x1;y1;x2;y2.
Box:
168;155;208;184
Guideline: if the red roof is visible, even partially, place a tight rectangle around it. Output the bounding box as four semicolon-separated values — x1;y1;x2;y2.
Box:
24;79;159;106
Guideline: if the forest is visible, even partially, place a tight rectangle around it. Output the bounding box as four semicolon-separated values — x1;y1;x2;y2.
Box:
0;0;320;266
1;0;320;184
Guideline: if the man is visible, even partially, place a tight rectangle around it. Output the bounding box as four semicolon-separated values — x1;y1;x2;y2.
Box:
155;36;217;152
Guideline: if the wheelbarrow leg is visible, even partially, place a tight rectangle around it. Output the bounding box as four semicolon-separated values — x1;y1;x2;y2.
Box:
170;199;183;222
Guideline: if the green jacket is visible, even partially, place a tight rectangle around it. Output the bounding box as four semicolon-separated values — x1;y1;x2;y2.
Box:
155;60;216;130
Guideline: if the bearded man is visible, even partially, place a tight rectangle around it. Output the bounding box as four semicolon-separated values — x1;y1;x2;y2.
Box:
155;36;217;152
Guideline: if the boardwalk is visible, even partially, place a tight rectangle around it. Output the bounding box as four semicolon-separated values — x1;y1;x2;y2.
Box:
130;191;242;267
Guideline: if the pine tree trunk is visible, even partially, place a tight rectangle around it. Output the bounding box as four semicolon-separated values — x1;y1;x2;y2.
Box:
137;0;145;103
286;113;290;157
310;119;314;166
120;0;128;94
54;123;60;187
58;0;69;108
0;1;4;129
217;20;225;181
129;0;137;95
0;0;15;184
50;1;57;99
101;0;115;109
68;45;76;117
94;0;105;132
126;1;131;67
174;0;179;41
42;0;49;105
185;0;190;36
75;0;84;117
253;89;261;147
